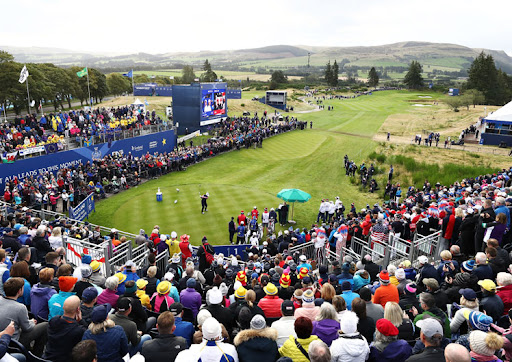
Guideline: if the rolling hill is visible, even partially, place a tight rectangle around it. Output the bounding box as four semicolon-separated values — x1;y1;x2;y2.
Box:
2;42;512;74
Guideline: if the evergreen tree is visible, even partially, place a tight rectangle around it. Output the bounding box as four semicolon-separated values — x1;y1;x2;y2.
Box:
201;59;218;82
181;65;196;84
467;52;512;105
325;61;332;85
404;61;424;89
368;67;379;87
332;60;339;87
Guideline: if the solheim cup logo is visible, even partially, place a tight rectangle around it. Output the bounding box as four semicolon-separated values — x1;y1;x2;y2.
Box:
92;147;101;160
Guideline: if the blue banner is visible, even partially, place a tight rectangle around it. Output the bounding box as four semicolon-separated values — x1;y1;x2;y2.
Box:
0;130;176;190
212;244;251;261
69;193;96;221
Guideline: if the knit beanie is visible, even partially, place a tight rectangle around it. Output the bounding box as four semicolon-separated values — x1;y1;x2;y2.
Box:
280;273;291;288
236;271;247;285
379;270;390;285
462;260;475;273
469;331;503;357
298;267;309;279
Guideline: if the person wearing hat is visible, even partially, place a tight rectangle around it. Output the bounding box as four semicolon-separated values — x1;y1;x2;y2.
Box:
278;273;294;300
114;272;127;296
337;262;353;286
272;300;297;347
205;286;235;338
294;289;320;321
136;279;151;310
458;207;479;256
479;279;504;322
30;267;57;320
167;253;184;280
110;298;152;356
454;310;494;352
80;287;99;326
175;317;238;362
423;278;450;313
468;331;503;362
258;283;284;320
82;303;129;362
150;281;175;313
229;286;248;314
394;268;411;295
329;311;369;362
168;302;194;346
416;256;440;292
44;295;87;362
197;236;214;272
89;260;106;289
48;276;78;319
279;317;319;362
406;317;445;361
373;270;399;308
180;278;202;319
234;314;279;362
73;265;98;299
97;276;120;309
178;234;193;268
340;281;360;310
141;311;188;362
450;288;480;334
368;318;412;362
166;232;181;259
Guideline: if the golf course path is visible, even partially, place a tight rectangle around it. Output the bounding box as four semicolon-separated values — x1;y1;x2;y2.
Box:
296;97;322;113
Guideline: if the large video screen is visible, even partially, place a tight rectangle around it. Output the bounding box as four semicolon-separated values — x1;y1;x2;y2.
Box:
202;88;226;119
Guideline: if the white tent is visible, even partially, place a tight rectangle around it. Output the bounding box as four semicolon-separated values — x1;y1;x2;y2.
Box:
131;98;146;113
484;100;512;123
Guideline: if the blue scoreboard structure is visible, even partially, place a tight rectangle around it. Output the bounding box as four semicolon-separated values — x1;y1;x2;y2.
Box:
172;82;228;135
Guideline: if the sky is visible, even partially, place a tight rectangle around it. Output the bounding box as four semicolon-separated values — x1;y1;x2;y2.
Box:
1;0;511;56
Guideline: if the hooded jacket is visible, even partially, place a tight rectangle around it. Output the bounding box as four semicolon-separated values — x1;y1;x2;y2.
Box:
279;335;319;362
44;315;86;362
180;287;202;318
330;333;370;362
234;328;279;362
368;339;412;362
312;318;340;346
30;283;56;319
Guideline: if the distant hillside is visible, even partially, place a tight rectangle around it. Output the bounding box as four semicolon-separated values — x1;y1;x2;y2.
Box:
2;42;511;74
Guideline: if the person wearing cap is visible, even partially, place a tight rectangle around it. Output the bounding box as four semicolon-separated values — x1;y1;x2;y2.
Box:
135;279;151;310
368;318;412;362
229;286;248;314
237;210;247;226
197;237;214;271
205;286;235;338
406;317;445;361
329;310;369;362
97;276;120;309
30;267;57;320
279;316;319;362
417;256;440;292
340;281;360;310
44;296;87;362
449;288;480;334
80;287;99;326
150;281;175;313
479;279;504;322
166;232;181;258
48;275;78;319
167;302;194;346
82;303;129;362
234;314;279;362
141;311;188;362
114;272;127;296
455;310;494;352
110;298;151;356
175;317;238;362
73;265;98;299
271;300;297;347
180;278;202;318
373;270;399;308
120;280;151;332
258;283;284;320
422;278;450;313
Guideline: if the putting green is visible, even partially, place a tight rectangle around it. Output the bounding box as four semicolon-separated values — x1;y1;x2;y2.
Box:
90;90;444;245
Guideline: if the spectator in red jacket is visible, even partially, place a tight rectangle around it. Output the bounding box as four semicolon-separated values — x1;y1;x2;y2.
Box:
497;272;512;315
373;271;399;308
258;283;284;319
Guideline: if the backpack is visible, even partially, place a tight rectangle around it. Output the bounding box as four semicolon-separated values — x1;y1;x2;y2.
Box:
203;245;214;265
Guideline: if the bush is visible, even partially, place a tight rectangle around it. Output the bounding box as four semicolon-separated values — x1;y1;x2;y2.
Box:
468;152;480;158
376;154;387;163
241;103;245;107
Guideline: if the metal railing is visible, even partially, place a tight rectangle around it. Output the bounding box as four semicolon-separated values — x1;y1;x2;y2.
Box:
63;236;110;277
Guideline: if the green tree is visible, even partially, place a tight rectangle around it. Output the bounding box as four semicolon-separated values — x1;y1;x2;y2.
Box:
324;61;332;85
201;59;218;82
107;73;132;96
331;60;339;87
368;67;379;87
445;96;464;112
0;51;14;63
404;61;424;89
464;89;485;108
270;70;287;84
181;65;196;84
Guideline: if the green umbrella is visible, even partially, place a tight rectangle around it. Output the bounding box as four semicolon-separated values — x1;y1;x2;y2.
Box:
277;188;311;222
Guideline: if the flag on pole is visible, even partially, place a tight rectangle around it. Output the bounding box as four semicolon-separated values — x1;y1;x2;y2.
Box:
194;78;199;82
38;101;42;110
144;99;149;106
30;100;35;107
76;67;88;78
122;70;133;78
19;65;29;83
1;151;18;163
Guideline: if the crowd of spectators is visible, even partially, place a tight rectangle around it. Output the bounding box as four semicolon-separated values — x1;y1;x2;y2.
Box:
0;165;512;361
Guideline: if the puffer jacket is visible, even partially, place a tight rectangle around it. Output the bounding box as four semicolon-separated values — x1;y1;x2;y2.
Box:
497;284;512;315
234;327;279;362
353;272;371;292
258;295;283;319
330;333;370;362
368;339;412;362
279;335;319;362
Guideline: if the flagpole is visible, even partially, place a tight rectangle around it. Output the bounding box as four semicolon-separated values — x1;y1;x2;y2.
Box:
26;70;32;114
131;69;134;97
2;103;7;123
86;68;92;108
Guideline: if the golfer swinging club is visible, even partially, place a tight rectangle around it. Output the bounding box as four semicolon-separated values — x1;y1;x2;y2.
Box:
200;192;209;214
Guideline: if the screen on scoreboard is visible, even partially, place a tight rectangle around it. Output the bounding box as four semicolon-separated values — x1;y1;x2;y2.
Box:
201;88;226;119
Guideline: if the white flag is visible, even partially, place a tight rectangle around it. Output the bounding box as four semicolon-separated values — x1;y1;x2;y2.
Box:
19;65;29;83
30;100;35;107
169;76;174;80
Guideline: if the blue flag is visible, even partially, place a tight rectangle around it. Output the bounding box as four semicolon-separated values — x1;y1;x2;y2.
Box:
144;99;149;105
123;70;133;78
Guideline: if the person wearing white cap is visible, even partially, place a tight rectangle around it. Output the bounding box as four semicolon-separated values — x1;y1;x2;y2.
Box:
329;311;369;362
298;255;312;272
175;317;239;362
407;317;444;361
205;287;235;337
